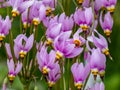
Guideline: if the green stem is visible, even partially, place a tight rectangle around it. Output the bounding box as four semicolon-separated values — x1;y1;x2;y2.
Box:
67;59;70;89
89;0;95;35
23;83;30;90
58;0;64;12
83;73;90;90
20;18;22;34
9;30;16;62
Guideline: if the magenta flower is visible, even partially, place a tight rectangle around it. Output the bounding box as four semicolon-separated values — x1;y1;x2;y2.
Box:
71;62;90;89
68;29;86;47
92;30;110;56
5;43;13;59
48;63;61;87
43;0;57;8
8;0;34;17
88;82;104;90
45;13;74;32
7;59;22;82
104;0;117;12
74;7;93;31
14;34;34;59
29;1;46;26
0;16;11;42
82;0;90;7
94;0;103;14
54;31;83;59
46;23;62;45
21;9;31;29
100;12;113;37
90;48;106;80
37;45;57;75
58;13;74;32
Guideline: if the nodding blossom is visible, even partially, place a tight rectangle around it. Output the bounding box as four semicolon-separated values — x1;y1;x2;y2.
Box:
74;7;93;32
92;30;110;56
8;0;34;17
54;31;83;60
14;34;34;59
104;0;117;13
37;45;58;75
69;29;86;47
0;16;11;44
100;12;113;37
58;13;74;32
71;62;90;90
46;23;62;45
7;59;22;83
29;1;46;26
89;48;106;80
47;63;61;87
45;13;74;32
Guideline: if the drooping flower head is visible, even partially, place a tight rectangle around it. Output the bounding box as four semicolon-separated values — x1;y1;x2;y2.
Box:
74;7;93;32
71;62;90;89
14;34;34;59
68;29;86;47
37;45;57;75
92;30;110;56
48;63;61;87
44;13;74;32
8;0;34;17
0;16;11;44
54;31;83;60
46;23;62;45
90;48;106;80
7;59;22;83
100;12;113;37
104;0;117;13
29;1;46;26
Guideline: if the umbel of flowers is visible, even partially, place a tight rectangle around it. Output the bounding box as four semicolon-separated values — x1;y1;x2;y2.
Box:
0;0;117;90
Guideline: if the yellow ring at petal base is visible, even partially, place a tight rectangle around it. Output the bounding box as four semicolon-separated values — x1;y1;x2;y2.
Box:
56;51;63;60
102;48;110;56
19;50;27;59
48;81;55;87
8;74;15;82
107;5;115;13
11;9;19;17
77;0;84;4
74;39;81;47
0;35;5;42
80;24;89;32
42;66;50;75
104;29;111;37
74;81;83;90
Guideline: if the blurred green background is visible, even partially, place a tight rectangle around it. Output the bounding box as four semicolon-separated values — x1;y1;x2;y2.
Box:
0;1;120;90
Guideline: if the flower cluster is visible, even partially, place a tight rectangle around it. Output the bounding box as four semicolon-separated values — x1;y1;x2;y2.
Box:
0;0;117;90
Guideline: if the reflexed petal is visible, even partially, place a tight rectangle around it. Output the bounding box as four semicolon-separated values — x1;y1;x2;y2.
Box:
25;34;34;51
46;23;62;39
2;16;11;35
65;47;83;58
7;59;14;73
39;4;46;20
5;43;12;59
19;0;34;12
15;61;22;74
104;12;113;30
85;7;93;25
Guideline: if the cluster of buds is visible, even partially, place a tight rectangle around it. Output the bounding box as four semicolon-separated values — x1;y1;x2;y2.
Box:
0;0;117;90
